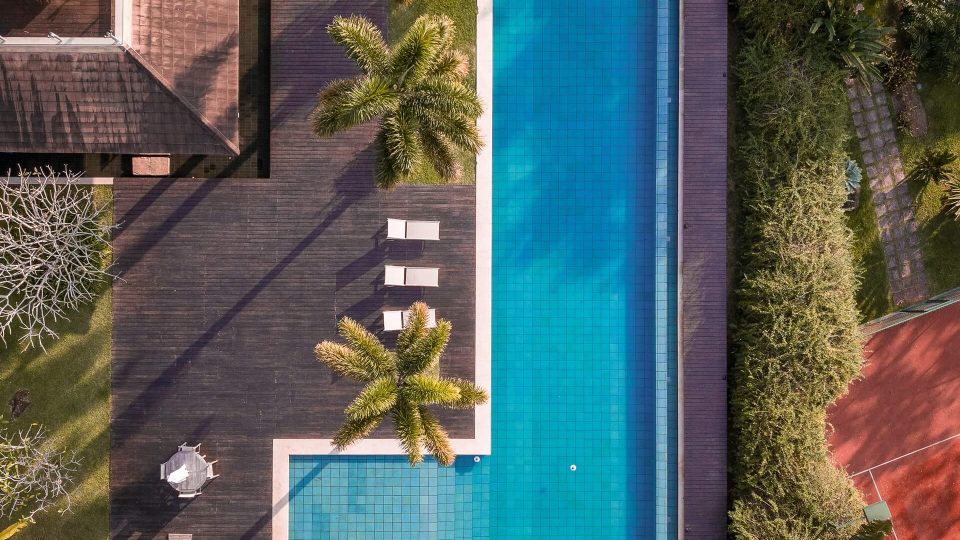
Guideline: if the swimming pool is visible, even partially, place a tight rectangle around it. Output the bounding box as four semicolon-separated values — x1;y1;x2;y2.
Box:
288;0;679;536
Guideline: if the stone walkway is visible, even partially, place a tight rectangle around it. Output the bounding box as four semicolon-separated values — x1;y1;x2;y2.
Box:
848;78;929;306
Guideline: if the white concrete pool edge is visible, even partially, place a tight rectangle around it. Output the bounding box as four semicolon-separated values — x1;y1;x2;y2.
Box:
270;2;494;537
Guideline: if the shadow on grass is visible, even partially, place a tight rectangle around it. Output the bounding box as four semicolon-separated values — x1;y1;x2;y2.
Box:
847;178;895;320
0;289;111;539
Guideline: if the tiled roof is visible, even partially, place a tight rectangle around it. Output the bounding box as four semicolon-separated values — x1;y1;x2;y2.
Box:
0;0;240;156
132;0;240;147
0;48;234;155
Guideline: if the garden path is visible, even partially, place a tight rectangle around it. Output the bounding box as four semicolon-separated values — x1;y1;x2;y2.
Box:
847;78;929;306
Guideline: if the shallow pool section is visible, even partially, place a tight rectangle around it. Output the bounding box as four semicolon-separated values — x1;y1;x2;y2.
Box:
289;456;489;539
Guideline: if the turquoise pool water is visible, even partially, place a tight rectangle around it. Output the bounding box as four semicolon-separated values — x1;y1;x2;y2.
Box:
290;0;678;536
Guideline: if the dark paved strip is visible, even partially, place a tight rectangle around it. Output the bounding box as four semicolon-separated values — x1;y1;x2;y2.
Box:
680;0;729;537
110;2;477;538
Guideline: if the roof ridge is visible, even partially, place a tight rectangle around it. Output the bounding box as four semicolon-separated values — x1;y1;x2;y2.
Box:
123;47;240;156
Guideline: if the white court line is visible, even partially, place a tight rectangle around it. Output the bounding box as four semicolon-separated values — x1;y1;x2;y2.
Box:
848;431;960;477
868;470;899;540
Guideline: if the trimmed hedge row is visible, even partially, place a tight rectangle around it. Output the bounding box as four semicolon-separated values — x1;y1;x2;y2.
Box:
730;26;869;540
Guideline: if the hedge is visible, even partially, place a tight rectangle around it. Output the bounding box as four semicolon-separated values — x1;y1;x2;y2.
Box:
729;29;869;540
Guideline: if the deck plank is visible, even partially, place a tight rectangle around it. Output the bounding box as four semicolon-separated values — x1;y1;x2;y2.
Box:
109;1;477;537
680;0;729;537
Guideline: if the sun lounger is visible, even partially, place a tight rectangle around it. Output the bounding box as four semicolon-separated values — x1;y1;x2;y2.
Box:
387;219;440;241
384;308;437;331
384;265;439;287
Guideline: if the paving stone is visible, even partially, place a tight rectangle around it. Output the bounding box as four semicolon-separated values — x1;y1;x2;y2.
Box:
846;78;929;306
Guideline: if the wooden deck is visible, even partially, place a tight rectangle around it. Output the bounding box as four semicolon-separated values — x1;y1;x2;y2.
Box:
0;0;111;37
109;1;477;537
680;0;729;537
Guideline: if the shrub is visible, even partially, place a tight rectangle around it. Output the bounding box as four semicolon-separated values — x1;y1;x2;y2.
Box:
731;9;867;539
0;168;113;350
905;147;958;188
809;2;892;85
900;0;960;81
943;177;960;220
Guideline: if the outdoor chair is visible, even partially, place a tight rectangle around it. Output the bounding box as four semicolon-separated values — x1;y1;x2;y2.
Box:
178;488;200;499
384;265;439;287
384;308;437;331
206;460;220;480
387;218;440;241
178;442;200;453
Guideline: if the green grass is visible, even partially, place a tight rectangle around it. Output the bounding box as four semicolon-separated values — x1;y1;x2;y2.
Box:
899;74;960;295
0;186;112;539
846;178;895;320
390;0;478;186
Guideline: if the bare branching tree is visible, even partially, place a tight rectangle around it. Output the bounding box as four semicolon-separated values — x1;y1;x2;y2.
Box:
0;424;78;524
0;167;113;349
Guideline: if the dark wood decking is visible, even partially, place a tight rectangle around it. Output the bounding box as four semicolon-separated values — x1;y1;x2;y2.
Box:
680;0;729;537
109;1;477;537
0;0;111;37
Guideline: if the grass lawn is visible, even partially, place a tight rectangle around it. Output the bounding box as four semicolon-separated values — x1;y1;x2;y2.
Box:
0;186;112;539
899;74;960;296
389;0;478;186
847;179;895;320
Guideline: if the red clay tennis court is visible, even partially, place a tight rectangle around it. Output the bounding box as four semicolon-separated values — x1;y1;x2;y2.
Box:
829;301;960;539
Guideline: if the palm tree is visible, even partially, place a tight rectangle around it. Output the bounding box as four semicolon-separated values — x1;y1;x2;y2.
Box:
314;302;488;466
906;147;957;188
312;15;483;189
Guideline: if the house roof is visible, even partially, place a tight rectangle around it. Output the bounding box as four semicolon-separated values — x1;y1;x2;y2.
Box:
0;0;239;156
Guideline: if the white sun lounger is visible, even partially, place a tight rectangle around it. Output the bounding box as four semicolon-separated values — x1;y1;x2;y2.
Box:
384;265;439;287
383;308;437;331
387;219;440;241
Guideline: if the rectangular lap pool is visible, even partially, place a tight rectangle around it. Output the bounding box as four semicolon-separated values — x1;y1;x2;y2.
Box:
288;0;679;537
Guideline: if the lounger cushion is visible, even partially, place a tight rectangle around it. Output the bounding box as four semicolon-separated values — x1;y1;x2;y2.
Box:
387;219;406;239
405;220;440;240
384;265;405;286
383;311;404;331
405;267;439;287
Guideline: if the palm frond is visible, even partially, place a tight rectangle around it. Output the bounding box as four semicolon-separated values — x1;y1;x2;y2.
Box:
345;377;399;421
409;77;483;120
943;177;960;221
447;378;490;408
328;15;390;76
332;413;386;450
428;49;470;81
403;374;461;405
421;111;483;154
337;316;396;376
311;77;398;137
420;407;455;466
396;302;430;356
418;130;460;181
375;131;404;189
398;319;451;375
314;341;381;381
381;110;423;179
392;398;424;466
389;15;444;87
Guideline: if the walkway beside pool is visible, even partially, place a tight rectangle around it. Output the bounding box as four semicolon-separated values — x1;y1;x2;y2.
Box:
680;0;729;537
108;1;479;537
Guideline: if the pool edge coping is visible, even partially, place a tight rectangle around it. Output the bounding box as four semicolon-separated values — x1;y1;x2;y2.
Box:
269;1;494;537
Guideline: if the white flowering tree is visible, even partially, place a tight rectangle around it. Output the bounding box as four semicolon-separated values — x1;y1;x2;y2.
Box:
0;168;113;350
0;424;78;528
